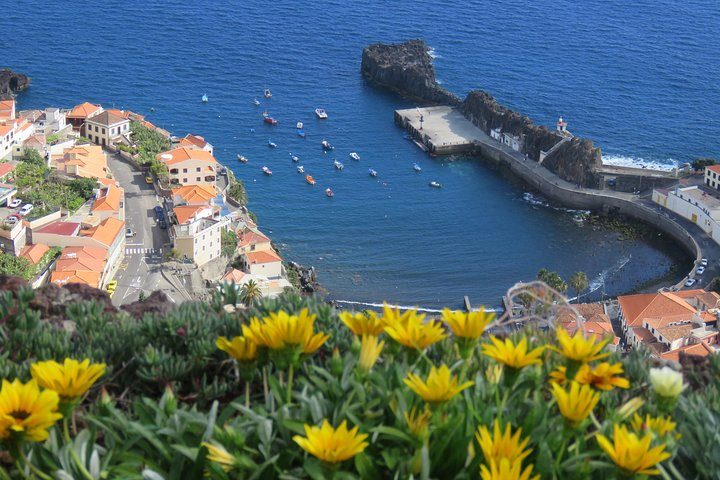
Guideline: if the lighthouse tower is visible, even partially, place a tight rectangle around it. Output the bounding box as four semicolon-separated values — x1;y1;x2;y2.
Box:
556;116;568;133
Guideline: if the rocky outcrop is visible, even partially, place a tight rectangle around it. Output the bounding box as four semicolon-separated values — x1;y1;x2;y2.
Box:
361;40;603;187
0;69;30;99
361;39;461;106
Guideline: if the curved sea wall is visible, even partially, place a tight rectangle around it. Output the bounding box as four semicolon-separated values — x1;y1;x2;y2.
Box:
0;69;30;99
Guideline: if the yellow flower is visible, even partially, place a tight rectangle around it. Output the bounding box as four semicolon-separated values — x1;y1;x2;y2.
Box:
0;379;62;442
382;305;446;350
404;406;432;440
630;414;678;439
551;328;610;363
216;336;258;362
475;420;532;465
202;442;236;472
551;381;600;425
648;367;685;399
339;311;385;336
482;337;544;370
293;420;368;463
241;309;329;354
596;424;671;476
480;458;540;480
575;362;629;391
404;364;473;404
30;358;106;402
358;335;384;372
441;308;494;339
549;366;568;385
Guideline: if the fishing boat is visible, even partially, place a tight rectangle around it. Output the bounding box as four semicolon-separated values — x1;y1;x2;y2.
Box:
321;139;334;151
268;140;277;148
413;163;422;172
253;99;260;106
306;175;315;185
315;108;328;119
297;130;306;138
296;121;303;129
262;166;272;175
325;188;334;198
201;93;208;103
429;181;442;188
263;113;278;125
334;160;344;170
297;165;304;173
290;154;300;162
349;152;361;161
237;154;248;163
369;168;378;177
264;89;272;99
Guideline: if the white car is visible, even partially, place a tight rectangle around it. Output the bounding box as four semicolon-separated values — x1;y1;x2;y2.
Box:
701;258;708;267
697;266;705;275
685;278;697;287
18;204;33;216
4;216;19;226
8;199;22;208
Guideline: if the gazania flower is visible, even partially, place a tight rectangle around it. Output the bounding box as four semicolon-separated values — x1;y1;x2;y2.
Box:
383;306;446;350
202;442;237;472
481;337;544;370
480;458;540;480
339;311;385;336
648;367;685;399
475;420;532;465
293;420;368;463
442;308;494;339
551;328;610;363
404;406;432;440
216;336;258;362
575;362;629;391
0;379;62;442
30;358;106;402
358;335;384;372
551;381;600;425
242;309;329;354
404;364;473;404
596;424;670;476
549;366;568;385
630;414;678;439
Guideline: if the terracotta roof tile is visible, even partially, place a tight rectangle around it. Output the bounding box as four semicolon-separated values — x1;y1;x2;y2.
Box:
0;163;15;178
157;147;217;166
91;184;123;212
51;270;101;288
36;221;81;236
80;217;124;247
618;292;696;328
19;244;49;265
67;102;102;119
245;249;282;264
172;184;217;204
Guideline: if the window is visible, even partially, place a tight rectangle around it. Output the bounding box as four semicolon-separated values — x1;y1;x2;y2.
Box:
102;128;105;134
196;167;201;172
182;178;187;183
182;168;187;173
196;177;201;182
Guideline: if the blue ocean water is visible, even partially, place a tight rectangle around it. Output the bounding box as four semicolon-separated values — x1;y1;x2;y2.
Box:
3;0;717;309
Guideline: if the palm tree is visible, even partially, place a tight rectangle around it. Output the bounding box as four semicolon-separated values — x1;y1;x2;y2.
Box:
569;271;589;304
240;279;262;307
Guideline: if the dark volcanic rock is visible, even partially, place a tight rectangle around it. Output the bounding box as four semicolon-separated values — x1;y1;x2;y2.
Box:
0;69;30;99
361;39;461;106
121;290;173;319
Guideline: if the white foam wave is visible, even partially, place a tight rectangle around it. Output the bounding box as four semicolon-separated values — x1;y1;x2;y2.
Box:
602;155;680;172
333;299;501;313
576;254;632;300
522;193;590;215
427;48;441;59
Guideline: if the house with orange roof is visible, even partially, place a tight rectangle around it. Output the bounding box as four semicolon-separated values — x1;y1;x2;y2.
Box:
237;226;272;254
556;303;619;349
19;243;50;265
91;183;125;221
0;163;15;182
0;100;15;121
85;111;131;147
178;134;213;155
172;205;215;225
157;147;217;186
52;144;111;180
13;133;47;160
1;116;34;160
66;102;103;135
240;248;283;279
171;184;218;205
50;269;102;289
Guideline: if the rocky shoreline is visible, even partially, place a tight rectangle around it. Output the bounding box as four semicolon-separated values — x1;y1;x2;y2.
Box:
0;69;30;99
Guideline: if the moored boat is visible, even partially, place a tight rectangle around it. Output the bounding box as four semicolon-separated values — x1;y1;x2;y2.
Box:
201;93;208;103
268;140;277;148
296;121;303;129
315;108;328;119
369;168;378;177
297;165;304;173
237;154;248;163
306;175;315;185
325;188;334;198
334;160;344;170
291;154;300;162
263;116;278;125
262;166;272;175
264;88;272;98
429;181;442;188
253;99;260;106
413;163;422;172
349;152;360;161
297;129;306;137
321;139;334;151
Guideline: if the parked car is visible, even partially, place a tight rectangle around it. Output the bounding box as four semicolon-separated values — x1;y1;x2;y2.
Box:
105;280;117;293
685;278;697;287
145;176;153;184
125;228;136;238
8;199;22;208
219;167;227;176
697;266;706;275
154;206;164;220
159;219;168;229
701;258;708;267
4;216;19;226
18;204;33;216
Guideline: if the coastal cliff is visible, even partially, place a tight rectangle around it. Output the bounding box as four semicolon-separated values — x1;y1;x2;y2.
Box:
0;69;30;99
362;40;601;187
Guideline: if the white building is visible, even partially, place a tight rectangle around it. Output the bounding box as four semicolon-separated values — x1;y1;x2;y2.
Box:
85;111;131;148
653;185;720;239
172;216;230;267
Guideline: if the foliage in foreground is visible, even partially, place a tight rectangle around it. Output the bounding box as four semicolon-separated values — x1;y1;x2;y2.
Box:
0;285;718;479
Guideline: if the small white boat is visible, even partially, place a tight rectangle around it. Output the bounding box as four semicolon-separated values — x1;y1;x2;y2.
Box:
321;139;334;151
201;94;208;103
349;152;361;161
297;165;304;173
334;160;344;170
315;108;328;119
369;168;378;177
253;99;260;106
325;188;334;198
296;121;303;129
291;154;300;163
237;154;248;163
413;163;422;172
262;166;272;175
264;89;272;99
268;140;277;148
429;181;442;188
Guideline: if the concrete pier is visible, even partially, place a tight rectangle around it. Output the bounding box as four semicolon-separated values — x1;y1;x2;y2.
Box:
394;106;488;155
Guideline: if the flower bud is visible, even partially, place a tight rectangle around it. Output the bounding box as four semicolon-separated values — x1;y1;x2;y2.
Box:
649;367;686;399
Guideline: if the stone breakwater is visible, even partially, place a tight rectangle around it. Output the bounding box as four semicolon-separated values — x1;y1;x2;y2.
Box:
0;69;30;99
361;40;601;188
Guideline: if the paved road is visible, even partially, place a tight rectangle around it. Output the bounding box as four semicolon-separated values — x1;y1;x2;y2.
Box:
106;152;186;305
